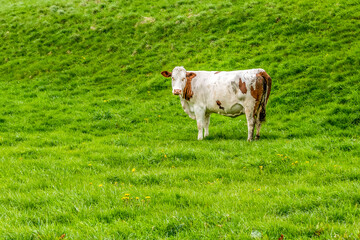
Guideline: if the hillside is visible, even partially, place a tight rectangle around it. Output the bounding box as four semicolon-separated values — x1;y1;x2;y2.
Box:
1;0;359;137
0;0;359;239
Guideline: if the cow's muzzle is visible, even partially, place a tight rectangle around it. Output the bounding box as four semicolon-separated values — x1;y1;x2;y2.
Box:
173;89;182;95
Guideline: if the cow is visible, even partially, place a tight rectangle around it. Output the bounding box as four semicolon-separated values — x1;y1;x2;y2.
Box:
161;66;272;141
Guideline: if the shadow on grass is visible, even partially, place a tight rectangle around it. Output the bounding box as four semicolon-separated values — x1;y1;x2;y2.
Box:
169;130;319;142
205;132;283;141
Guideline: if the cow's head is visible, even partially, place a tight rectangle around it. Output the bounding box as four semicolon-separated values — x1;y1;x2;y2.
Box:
161;66;196;99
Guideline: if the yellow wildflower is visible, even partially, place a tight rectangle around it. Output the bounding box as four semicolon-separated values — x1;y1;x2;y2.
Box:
259;166;263;170
125;193;130;197
145;196;151;199
98;184;103;187
132;168;135;172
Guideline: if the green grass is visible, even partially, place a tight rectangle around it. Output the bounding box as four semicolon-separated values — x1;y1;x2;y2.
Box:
0;0;360;239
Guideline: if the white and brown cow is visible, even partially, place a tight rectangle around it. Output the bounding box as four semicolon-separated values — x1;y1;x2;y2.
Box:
161;66;272;141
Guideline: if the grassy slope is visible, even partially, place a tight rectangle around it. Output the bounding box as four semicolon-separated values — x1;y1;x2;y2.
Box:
0;0;360;239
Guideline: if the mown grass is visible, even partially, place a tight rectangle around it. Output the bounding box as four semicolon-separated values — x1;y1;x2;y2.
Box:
0;0;360;239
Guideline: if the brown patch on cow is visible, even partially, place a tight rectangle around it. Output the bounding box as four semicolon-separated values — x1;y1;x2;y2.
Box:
183;72;196;100
214;71;221;74
161;71;172;78
239;77;247;94
251;74;264;100
257;71;272;103
251;71;272;121
216;100;224;110
251;74;266;117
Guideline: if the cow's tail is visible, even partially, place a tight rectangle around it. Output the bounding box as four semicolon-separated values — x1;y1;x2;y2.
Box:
258;71;272;122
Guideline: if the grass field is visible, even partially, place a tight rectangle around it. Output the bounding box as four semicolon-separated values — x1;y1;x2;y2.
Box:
0;0;360;239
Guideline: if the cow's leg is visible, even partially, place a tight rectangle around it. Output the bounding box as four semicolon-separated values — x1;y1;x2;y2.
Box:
195;107;206;140
255;118;261;140
204;114;211;138
245;109;255;142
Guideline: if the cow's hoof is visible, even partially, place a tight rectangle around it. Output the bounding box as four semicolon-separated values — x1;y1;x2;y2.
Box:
255;135;260;140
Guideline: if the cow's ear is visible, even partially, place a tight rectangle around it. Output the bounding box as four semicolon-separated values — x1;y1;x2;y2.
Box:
186;72;196;80
161;71;172;78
